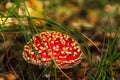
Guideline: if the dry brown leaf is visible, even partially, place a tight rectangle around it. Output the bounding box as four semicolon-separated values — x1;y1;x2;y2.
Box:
19;0;44;26
0;73;18;80
87;9;99;25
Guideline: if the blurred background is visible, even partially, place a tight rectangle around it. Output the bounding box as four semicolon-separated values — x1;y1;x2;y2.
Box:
0;0;120;80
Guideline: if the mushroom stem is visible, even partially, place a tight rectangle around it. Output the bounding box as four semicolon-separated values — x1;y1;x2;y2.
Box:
56;63;72;80
50;54;72;80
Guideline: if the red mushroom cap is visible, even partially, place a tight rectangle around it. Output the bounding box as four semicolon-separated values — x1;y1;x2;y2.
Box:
23;31;83;69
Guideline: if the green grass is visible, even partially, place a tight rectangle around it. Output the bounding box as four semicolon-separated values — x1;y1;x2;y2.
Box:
0;0;120;80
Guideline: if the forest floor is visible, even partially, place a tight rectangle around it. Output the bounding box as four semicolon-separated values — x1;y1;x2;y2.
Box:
0;0;120;80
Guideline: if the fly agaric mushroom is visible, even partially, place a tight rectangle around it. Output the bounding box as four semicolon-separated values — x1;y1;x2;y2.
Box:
23;31;83;69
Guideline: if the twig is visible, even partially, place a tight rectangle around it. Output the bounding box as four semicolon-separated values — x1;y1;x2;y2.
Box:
81;33;100;52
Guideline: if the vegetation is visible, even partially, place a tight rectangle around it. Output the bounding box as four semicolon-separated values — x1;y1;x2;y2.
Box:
0;0;120;80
